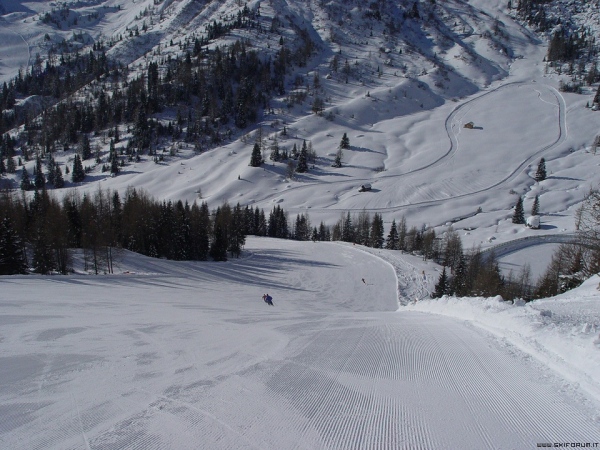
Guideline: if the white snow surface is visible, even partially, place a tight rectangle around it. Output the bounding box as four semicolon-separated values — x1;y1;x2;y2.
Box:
1;237;600;449
2;1;600;446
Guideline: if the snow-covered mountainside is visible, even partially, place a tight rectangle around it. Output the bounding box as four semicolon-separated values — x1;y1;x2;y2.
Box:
2;0;600;274
0;0;517;88
4;2;600;447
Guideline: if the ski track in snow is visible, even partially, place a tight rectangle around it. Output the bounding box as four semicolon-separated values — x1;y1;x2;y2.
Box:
1;238;599;449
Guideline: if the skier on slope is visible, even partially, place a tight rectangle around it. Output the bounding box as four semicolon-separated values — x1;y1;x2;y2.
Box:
263;293;274;306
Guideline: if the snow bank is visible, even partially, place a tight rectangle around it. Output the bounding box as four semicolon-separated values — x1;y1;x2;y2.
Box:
404;276;600;404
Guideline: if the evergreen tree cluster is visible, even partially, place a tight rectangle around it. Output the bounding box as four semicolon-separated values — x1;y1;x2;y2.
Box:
267;205;289;238
328;211;385;247
0;186;333;274
0;188;256;274
430;236;532;301
0;215;27;275
0;50;111;135
513;1;598;80
514;0;553;32
323;212;532;301
534;243;585;298
546;28;592;63
1;10;318;175
536;188;600;297
6;40;275;154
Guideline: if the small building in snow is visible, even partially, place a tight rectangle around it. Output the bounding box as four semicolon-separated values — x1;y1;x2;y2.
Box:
464;121;474;129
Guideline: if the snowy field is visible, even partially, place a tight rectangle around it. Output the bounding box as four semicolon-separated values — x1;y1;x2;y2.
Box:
1;237;600;449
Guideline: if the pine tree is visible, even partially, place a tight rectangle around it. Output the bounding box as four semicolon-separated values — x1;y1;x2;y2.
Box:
133;108;150;151
307;141;316;165
269;135;280;161
249;207;260;235
46;156;55;186
54;165;64;188
193;201;211;260
341;212;354;242
20;166;31;191
332;148;343;168
72;154;85;182
311;227;319;241
534;158;546;182
398;216;407;251
370;213;384;248
409;1;420;19
422;228;437;260
34;156;45;189
267;205;288;238
442;229;462;271
318;221;330;241
354;210;370;245
110;153;119;175
65;197;82;247
512;196;525;224
32;229;55;274
80;134;92;160
294;213;311;240
433;267;449;298
472;251;503;297
311;96;324;115
343;59;350;83
340;132;350;149
0;216;28;275
257;209;267;236
6;156;16;173
296;140;308;173
250;142;263;167
109;140;119;176
386;219;399;249
531;195;540;216
210;219;228;261
228;203;246;257
450;255;468;296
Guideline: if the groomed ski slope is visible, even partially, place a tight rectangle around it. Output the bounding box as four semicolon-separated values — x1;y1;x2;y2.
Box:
2;238;600;449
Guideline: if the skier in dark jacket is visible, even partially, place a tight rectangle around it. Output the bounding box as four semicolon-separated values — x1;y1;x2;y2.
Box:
263;293;274;306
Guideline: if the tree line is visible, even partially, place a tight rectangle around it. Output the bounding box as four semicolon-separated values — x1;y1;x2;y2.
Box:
0;187;327;275
533;188;600;298
434;185;600;301
2;184;595;303
0;187;250;275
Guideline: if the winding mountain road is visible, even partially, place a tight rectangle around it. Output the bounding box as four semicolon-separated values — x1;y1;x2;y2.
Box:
249;81;567;223
482;233;577;260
